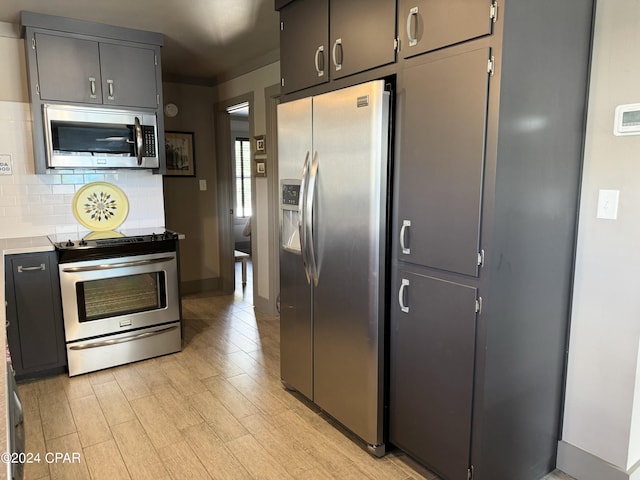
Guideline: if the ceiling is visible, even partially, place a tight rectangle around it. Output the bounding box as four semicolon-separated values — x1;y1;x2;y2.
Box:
0;0;281;85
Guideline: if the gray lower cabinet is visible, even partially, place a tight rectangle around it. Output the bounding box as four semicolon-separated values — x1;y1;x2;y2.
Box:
33;32;159;109
399;0;495;59
278;0;396;94
5;252;67;380
390;269;477;480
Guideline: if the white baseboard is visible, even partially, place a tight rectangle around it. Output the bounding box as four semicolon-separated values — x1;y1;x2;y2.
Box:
557;440;640;480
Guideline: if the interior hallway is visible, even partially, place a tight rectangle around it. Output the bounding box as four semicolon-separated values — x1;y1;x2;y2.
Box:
16;264;575;479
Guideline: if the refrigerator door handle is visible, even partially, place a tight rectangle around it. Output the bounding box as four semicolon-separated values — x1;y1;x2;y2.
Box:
299;151;312;284
307;151;320;286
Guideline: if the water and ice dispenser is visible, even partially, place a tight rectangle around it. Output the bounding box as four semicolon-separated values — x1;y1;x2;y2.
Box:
281;180;301;253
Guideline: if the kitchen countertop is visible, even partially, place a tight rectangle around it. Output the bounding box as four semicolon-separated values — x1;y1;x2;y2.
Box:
0;236;54;479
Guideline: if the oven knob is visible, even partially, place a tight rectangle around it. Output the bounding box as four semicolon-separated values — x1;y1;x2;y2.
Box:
65;239;75;247
151;233;157;241
79;239;87;246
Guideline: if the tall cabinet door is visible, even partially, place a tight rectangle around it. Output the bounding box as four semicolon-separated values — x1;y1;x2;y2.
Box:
330;0;396;79
400;0;494;59
312;81;390;446
277;97;314;399
396;47;491;277
390;269;477;480
279;0;329;94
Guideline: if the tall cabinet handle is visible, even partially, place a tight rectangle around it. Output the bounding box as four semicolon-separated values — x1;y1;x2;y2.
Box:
399;279;410;313
298;152;311;284
314;45;325;77
400;220;411;254
307;152;320;286
407;7;419;47
332;38;343;71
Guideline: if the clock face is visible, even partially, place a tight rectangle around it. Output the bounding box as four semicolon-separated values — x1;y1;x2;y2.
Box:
164;103;179;117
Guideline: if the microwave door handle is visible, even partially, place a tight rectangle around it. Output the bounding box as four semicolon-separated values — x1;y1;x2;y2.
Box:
95;137;131;142
134;117;143;165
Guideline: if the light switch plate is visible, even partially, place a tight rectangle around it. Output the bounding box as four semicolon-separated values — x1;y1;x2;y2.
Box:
597;189;619;220
199;179;207;191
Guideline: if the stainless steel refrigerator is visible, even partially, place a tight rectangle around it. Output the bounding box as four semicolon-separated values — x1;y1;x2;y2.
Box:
278;80;390;455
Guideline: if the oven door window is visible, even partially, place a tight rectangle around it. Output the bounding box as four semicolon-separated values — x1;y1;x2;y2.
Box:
76;272;167;322
52;121;135;156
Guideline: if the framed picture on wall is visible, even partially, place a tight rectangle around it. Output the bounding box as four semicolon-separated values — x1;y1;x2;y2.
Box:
165;131;196;176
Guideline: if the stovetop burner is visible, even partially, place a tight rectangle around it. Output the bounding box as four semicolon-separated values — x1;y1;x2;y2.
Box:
49;228;179;262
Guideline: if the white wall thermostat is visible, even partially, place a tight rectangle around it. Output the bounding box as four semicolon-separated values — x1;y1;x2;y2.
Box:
614;103;640;136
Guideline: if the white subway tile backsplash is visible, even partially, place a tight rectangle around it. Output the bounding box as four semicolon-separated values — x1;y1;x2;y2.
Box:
61;175;85;185
0;101;166;239
51;184;75;195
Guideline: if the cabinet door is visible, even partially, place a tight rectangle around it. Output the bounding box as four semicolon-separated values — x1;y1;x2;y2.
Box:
100;43;159;108
396;47;490;276
35;33;102;104
5;253;66;377
400;0;494;59
390;269;477;480
330;0;396;79
280;0;329;94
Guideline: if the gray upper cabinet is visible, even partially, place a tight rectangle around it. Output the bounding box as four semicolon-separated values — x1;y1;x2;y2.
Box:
396;47;490;277
278;0;396;94
35;33;102;104
330;0;397;80
279;0;329;94
99;42;158;108
33;32;159;109
21;12;166;173
399;0;495;59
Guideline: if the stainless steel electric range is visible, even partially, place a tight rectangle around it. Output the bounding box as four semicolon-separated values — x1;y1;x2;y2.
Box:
49;228;182;376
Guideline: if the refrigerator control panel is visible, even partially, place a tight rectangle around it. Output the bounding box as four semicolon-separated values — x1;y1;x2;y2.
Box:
281;180;301;211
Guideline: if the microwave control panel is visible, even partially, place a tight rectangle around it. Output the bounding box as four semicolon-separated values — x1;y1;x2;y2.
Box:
142;126;157;156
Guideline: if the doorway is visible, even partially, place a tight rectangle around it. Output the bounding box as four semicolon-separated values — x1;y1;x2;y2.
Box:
228;102;253;293
214;94;255;297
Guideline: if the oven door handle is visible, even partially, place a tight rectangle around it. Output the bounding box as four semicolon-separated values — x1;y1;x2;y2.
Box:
68;325;179;350
62;256;175;273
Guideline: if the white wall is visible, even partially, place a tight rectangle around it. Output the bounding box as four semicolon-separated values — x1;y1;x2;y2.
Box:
0;24;165;241
215;63;280;302
561;1;640;476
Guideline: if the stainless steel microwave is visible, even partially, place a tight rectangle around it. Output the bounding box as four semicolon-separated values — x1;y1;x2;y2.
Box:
43;104;159;169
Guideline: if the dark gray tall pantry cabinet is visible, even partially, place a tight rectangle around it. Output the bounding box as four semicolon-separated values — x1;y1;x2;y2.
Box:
390;1;595;480
276;1;595;479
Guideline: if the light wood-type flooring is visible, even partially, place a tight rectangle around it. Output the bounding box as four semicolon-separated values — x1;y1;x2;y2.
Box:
17;264;575;480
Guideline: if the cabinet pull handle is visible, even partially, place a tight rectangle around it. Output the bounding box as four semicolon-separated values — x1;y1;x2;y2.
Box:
400;219;411;254
17;264;45;273
314;45;325;77
332;38;343;71
407;7;419;47
89;77;97;98
107;79;115;100
399;278;410;313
